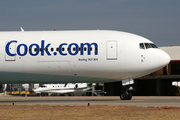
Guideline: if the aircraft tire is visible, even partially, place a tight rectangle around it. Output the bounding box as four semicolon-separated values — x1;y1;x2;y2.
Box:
127;92;132;100
120;92;128;100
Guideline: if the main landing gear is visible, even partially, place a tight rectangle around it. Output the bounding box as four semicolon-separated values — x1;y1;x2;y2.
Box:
120;86;132;100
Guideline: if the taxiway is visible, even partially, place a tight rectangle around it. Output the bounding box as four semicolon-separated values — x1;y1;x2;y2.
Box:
0;96;180;107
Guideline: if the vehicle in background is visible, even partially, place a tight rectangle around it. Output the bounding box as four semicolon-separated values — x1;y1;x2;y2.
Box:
33;83;93;96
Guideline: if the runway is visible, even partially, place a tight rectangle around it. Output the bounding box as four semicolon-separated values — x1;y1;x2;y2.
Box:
0;96;180;107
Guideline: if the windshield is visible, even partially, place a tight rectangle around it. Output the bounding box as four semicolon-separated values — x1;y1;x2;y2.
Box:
139;43;158;49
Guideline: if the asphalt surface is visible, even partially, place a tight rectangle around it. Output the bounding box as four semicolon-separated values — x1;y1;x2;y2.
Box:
0;96;180;107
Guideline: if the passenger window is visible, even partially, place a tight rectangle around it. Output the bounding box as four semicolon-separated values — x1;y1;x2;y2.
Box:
150;43;158;48
67;48;70;51
139;43;145;49
51;48;54;51
144;43;151;49
84;47;87;51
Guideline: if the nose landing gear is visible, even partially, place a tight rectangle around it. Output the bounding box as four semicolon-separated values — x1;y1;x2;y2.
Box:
120;86;133;100
120;91;132;100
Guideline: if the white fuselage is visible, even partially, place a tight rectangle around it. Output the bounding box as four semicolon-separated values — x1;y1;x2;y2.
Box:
0;30;170;83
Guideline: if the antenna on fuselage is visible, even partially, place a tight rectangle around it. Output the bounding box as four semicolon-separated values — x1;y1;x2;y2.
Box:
20;27;24;32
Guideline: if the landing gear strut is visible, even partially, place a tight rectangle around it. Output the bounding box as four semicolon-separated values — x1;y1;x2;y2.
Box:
120;86;132;100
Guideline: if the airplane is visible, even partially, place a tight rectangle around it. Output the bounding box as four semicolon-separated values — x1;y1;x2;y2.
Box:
0;29;170;100
33;83;93;96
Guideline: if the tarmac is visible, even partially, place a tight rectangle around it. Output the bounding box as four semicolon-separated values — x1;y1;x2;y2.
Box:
0;96;180;107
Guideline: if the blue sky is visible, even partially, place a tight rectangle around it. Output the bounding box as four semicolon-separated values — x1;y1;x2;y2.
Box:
0;0;179;47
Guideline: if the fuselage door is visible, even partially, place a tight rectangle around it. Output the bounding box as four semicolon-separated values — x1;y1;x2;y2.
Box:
106;41;117;60
5;41;16;61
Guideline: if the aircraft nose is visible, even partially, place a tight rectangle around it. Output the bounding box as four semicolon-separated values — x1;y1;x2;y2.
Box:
159;50;170;67
33;88;38;92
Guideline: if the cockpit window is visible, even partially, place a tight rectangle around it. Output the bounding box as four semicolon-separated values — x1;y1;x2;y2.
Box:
139;43;145;49
150;43;158;48
40;85;47;88
144;43;151;49
139;43;158;49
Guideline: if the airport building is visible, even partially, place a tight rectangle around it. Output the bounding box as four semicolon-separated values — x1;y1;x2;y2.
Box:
105;46;180;96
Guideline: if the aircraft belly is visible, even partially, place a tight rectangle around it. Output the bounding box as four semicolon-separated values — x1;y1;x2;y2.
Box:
0;55;129;83
0;56;126;83
0;71;118;83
